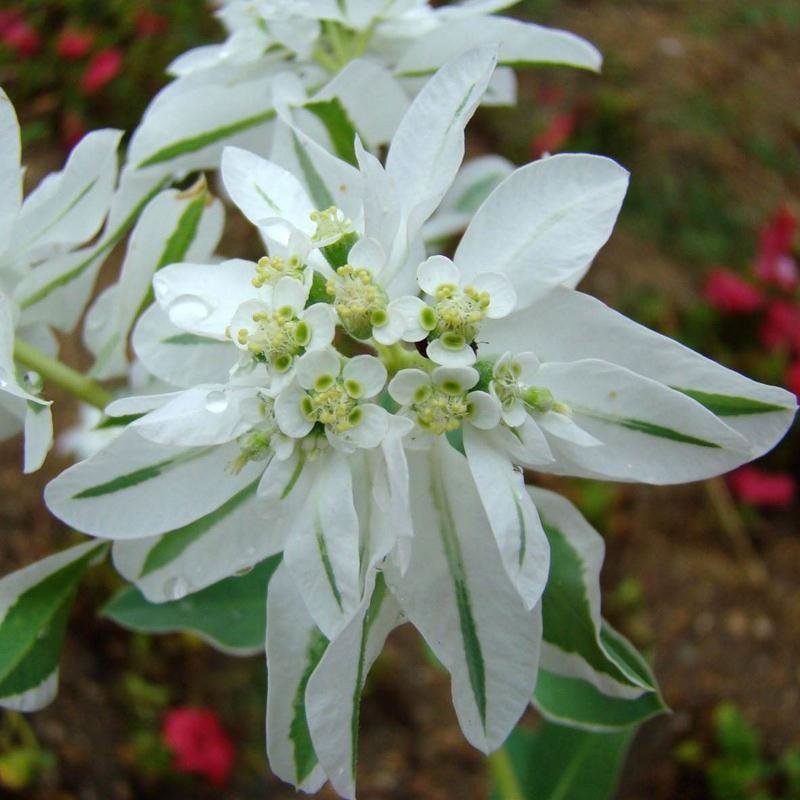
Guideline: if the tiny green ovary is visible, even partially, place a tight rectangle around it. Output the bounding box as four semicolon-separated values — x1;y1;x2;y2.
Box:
302;376;363;434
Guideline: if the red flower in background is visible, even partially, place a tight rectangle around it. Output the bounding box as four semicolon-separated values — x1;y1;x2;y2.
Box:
759;299;800;353
703;267;763;314
162;708;235;786
80;47;123;95
1;18;41;57
755;206;798;292
531;112;576;159
786;362;800;399
135;10;169;36
60;110;87;151
57;28;95;61
0;9;23;37
727;466;796;509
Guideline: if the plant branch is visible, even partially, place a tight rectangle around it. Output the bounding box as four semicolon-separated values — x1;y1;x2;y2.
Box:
488;746;525;800
13;339;113;411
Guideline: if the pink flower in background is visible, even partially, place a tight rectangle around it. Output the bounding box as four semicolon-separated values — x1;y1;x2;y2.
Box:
531;112;576;159
786;362;800;399
727;466;796;509
162;708;235;786
80;47;123;95
1;18;41;57
759;300;800;353
0;9;23;37
703;267;763;314
755;207;798;292
57;28;95;60
135;10;169;36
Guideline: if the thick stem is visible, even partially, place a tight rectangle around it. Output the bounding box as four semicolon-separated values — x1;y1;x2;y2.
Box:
374;342;432;375
488;746;525;800
13;339;113;411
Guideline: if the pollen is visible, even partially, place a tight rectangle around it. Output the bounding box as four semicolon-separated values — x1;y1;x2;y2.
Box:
310;206;354;243
252;254;305;288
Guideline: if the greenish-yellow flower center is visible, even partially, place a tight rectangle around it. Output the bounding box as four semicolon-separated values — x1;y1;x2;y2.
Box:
301;374;363;434
252;254;305;289
328;265;388;340
423;284;490;350
411;382;473;435
237;306;310;372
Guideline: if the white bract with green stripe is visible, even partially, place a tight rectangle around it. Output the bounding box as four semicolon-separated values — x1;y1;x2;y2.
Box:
0;8;796;800
126;0;601;180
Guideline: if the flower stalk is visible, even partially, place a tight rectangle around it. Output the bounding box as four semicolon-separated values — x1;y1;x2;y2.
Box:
488;746;525;800
13;339;112;411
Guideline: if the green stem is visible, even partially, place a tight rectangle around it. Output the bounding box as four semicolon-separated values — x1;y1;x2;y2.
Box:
488;746;525;800
13;339;113;411
374;342;433;375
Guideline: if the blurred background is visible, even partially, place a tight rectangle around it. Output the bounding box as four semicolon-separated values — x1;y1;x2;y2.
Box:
1;1;798;798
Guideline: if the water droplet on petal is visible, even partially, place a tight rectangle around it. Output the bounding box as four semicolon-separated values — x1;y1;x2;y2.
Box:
205;390;228;414
23;370;43;394
167;295;212;328
0;367;9;388
163;576;189;601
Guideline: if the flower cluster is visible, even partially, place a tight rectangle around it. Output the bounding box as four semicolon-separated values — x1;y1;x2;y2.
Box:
0;3;796;799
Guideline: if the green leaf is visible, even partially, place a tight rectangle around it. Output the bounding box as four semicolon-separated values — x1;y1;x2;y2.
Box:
541;521;647;689
672;387;791;416
305;98;358;166
102;555;281;655
490;721;636;800
136;109;276;169
533;629;668;731
290;629;329;782
0;541;107;706
292;132;335;210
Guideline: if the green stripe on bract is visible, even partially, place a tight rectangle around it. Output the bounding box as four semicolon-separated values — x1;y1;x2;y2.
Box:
140;480;260;577
281;451;306;500
533;669;667;731
512;486;527;568
291;132;335;210
314;513;344;612
72;448;210;499
430;454;487;727
136;109;276;169
351;575;387;779
136;190;210;318
454;174;503;214
577;408;721;448
0;544;106;690
26;176;100;249
290;629;329;783
161;332;222;346
673;387;791;416
541;523;640;688
19;178;170;310
254;183;281;214
305;98;358;166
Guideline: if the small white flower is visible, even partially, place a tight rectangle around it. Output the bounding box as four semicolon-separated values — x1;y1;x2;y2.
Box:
409;255;516;366
388;365;500;439
276;349;389;452
231;276;335;386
